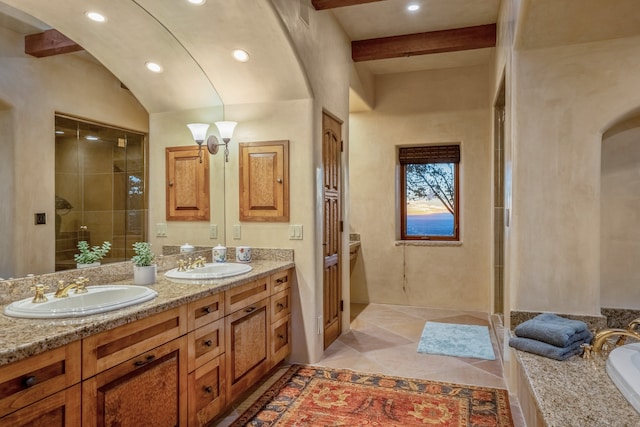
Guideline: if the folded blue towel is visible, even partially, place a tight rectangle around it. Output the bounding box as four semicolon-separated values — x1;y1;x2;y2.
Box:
514;313;592;348
508;336;586;361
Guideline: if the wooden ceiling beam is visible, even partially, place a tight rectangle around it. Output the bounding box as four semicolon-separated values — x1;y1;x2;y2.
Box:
311;0;386;10
352;24;496;62
25;29;83;58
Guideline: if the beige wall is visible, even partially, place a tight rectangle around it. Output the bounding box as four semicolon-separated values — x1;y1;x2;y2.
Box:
600;122;640;309
0;26;148;278
350;65;493;311
511;35;640;316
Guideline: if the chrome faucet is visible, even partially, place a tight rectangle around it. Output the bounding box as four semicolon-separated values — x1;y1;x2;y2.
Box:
54;277;89;298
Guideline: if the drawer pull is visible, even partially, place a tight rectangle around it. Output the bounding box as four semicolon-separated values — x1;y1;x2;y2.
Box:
276;277;287;284
134;355;156;367
22;375;37;388
278;334;285;340
245;306;257;313
204;386;213;394
277;302;285;310
204;339;213;347
203;306;213;314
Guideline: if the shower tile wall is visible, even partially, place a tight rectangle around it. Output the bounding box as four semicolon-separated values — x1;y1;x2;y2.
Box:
55;117;147;270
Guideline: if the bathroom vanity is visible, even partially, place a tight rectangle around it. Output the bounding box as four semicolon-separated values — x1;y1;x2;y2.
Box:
0;259;294;426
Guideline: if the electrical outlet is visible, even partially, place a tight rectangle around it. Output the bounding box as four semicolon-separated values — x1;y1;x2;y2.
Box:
233;225;241;240
34;213;46;225
209;224;218;239
156;222;167;237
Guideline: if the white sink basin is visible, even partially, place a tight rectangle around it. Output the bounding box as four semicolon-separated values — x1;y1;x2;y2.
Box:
164;263;252;280
607;342;640;414
4;285;158;319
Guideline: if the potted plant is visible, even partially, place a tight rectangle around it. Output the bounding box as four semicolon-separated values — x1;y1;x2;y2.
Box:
131;242;156;285
74;241;111;268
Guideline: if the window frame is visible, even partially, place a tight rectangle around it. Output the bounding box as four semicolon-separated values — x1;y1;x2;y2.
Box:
399;145;460;241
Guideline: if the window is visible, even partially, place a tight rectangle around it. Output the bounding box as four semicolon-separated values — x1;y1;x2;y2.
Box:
399;145;460;241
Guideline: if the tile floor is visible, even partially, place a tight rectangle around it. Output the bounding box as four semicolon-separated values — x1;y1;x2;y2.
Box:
216;303;526;426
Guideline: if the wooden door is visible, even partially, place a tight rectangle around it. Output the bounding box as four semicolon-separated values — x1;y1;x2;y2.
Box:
322;112;342;349
165;146;210;221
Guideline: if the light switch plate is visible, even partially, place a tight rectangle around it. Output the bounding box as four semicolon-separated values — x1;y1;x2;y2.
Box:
156;223;167;237
289;224;303;240
209;224;218;239
233;225;241;240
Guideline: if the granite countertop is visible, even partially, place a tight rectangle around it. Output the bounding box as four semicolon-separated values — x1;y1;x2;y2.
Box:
515;348;639;426
0;260;294;367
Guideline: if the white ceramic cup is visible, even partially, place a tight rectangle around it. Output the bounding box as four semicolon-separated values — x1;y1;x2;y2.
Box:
212;245;227;263
235;246;252;263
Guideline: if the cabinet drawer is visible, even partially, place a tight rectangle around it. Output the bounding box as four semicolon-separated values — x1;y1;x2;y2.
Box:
0;384;81;427
188;292;224;331
188;356;226;427
82;306;187;379
270;316;291;367
271;288;291;323
271;269;292;294
0;340;81;417
225;277;269;314
188;318;224;372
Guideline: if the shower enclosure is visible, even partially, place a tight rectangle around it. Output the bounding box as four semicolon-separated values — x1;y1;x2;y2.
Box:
54;115;148;270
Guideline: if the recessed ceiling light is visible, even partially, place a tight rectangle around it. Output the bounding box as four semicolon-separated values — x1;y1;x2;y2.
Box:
85;135;99;141
55;130;64;135
187;0;206;4
86;11;106;22
232;49;250;62
407;4;420;12
145;62;163;73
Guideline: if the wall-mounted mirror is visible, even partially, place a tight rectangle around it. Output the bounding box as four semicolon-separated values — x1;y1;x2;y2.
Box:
0;0;225;279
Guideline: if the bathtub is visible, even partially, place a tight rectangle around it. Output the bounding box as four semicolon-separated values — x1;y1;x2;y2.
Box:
607;342;640;414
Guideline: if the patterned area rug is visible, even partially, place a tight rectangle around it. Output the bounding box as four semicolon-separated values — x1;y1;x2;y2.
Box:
229;365;513;426
418;322;496;360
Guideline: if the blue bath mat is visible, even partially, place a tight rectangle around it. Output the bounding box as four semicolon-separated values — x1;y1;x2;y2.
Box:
417;322;496;360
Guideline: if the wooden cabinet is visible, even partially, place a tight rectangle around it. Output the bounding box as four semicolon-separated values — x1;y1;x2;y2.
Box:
187;294;226;426
225;295;270;403
82;306;188;426
239;140;289;222
0;341;81;426
0;267;293;426
82;337;187;427
166;146;210;221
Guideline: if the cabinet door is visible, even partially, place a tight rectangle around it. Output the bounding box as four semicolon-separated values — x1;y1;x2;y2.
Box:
0;384;80;427
166;146;210;221
239;140;289;222
225;298;270;403
82;337;187;427
188;356;226;427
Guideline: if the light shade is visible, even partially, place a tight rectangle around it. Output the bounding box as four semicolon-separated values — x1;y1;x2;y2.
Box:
187;123;210;143
215;121;237;141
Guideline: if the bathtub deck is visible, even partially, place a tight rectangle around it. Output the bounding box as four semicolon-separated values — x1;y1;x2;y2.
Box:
514;348;639;426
